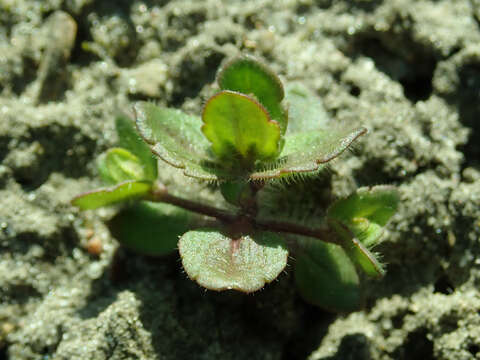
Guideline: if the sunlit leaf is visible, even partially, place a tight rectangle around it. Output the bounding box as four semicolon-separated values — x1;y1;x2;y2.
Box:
330;219;385;278
98;148;146;185
251;127;367;180
115;114;158;181
179;229;288;292
71;180;152;210
328;186;399;247
217;55;287;134
134;102;229;181
202;90;281;163
284;82;329;134
327;186;399;277
108;201;202;256
294;236;361;312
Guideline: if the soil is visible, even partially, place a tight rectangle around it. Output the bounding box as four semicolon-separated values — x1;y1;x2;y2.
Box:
1;0;480;359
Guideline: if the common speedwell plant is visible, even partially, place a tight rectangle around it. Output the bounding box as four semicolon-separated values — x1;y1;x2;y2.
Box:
73;56;399;312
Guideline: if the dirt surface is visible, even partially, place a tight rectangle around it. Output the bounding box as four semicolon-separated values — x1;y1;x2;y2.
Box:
1;0;480;359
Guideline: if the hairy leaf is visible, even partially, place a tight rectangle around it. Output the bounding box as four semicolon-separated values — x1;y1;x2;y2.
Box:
328;186;399;247
134;102;228;181
285;82;329;134
179;229;288;292
202;90;281;163
217;55;287;134
294;237;361;312
115;114;158;181
327;186;399;277
98;148;146;184
330;219;385;278
251;127;367;180
71;180;152;210
108;201;200;256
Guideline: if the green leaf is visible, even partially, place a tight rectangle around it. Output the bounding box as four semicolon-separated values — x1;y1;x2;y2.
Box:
134;102;229;181
284;82;329;134
330;219;385;278
217;55;287;134
179;229;288;292
71;180;152;210
251;127;367;180
328;186;399;247
327;186;399;277
294;237;361;312
219;180;253;207
202;91;281;164
115;114;158;181
98;148;147;184
108;201;200;256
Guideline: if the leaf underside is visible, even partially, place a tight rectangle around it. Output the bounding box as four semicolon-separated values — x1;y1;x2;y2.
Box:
71;180;152;210
202;90;281;163
294;236;361;312
217;55;287;134
284;82;329;134
179;229;288;293
250;127;367;180
134;102;229;181
115;114;158;181
108;201;199;256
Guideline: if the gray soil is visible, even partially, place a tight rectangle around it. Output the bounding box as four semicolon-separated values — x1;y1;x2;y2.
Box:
1;0;480;359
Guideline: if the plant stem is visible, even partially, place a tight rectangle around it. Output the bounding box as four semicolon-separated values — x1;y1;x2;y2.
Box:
149;183;237;223
149;183;339;244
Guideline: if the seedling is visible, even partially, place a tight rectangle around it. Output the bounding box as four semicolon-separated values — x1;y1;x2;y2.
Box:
72;55;399;312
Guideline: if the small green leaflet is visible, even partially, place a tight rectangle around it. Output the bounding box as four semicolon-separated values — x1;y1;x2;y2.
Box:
217;55;287;134
71;180;152;210
202;90;281;164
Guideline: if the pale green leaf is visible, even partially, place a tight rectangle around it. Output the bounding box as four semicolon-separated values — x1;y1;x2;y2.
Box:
115;114;158;181
327;186;399;277
284;82;329;134
328;186;399;247
71;180;152;210
179;229;288;292
134;102;229;181
251;127;367;180
98;148;146;184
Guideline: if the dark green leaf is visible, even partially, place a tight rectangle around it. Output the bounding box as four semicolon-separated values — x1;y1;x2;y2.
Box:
251;127;367;180
179;229;288;292
115;114;157;181
71;180;152;210
285;83;329;134
219;180;253;207
134;102;229;181
202;90;281;163
108;201;200;256
217;55;287;134
294;237;361;312
98;148;146;184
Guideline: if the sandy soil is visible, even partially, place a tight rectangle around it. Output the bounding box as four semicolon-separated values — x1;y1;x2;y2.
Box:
1;0;480;359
